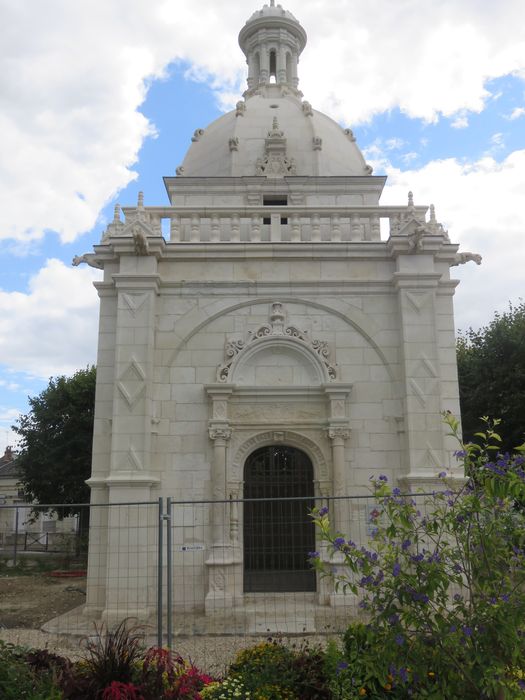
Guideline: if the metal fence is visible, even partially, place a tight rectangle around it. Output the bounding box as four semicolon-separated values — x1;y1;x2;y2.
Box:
0;494;434;670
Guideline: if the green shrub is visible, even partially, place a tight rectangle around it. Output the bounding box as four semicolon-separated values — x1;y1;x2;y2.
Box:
311;415;525;699
0;641;63;700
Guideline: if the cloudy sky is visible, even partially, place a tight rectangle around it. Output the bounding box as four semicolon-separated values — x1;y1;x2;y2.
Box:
1;0;524;452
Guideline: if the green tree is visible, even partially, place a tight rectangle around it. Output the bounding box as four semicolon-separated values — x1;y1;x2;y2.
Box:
457;301;525;451
13;366;96;515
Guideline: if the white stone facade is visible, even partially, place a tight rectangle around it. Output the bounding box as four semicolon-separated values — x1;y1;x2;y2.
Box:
79;2;476;622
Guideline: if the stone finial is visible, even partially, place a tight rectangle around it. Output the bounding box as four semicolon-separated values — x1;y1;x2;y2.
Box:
429;204;436;223
408;191;414;208
270;0;275;6
137;191;144;209
113;203;121;222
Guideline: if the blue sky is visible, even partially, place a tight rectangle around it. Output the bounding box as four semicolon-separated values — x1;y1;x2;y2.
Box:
1;0;524;453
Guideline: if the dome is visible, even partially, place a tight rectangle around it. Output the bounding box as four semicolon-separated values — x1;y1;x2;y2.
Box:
178;1;371;179
180;93;371;178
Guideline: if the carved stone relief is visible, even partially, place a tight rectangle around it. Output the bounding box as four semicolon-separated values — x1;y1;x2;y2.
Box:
217;301;337;382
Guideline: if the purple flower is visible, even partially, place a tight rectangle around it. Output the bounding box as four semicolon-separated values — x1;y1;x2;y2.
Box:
453;450;467;458
334;536;346;549
308;551;319;559
462;626;473;637
318;506;329;516
438;471;447;478
395;634;405;646
392;487;401;496
402;539;411;551
392;561;401;577
378;474;388;482
336;661;348;675
501;593;510;603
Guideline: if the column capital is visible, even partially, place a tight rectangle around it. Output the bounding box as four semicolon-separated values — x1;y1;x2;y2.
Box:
327;427;350;441
209;426;232;442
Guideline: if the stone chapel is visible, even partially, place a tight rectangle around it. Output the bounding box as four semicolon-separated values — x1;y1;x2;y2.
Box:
78;1;474;624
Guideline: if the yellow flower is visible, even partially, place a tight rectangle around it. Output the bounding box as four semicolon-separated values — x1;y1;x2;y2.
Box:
383;683;392;690
359;688;367;696
428;671;435;678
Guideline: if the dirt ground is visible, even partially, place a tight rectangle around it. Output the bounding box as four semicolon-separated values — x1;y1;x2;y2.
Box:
0;573;86;629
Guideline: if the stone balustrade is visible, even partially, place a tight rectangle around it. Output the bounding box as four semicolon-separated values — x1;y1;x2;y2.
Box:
121;205;430;244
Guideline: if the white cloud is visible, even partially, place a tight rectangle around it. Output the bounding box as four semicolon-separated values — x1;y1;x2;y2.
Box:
0;259;100;378
451;115;469;129
508;106;525;120
375;149;525;331
1;0;525;246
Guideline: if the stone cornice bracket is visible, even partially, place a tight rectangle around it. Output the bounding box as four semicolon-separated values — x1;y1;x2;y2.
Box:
216;301;337;382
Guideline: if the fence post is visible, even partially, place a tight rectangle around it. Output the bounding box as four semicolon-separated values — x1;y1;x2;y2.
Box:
157;497;164;648
13;506;19;567
166;497;173;650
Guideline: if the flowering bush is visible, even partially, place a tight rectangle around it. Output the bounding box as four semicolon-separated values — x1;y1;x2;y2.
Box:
311;414;525;699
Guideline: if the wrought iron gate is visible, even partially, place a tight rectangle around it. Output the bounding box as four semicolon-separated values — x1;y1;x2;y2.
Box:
243;446;316;592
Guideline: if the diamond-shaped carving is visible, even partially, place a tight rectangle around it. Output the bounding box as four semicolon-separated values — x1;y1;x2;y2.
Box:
117;357;146;408
122;293;148;318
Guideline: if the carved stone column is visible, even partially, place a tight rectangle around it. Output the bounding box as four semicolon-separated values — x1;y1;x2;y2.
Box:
327;427;350;532
204;387;242;613
209;427;231;546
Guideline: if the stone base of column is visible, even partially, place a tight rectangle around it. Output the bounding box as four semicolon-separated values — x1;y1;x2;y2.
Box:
205;543;243;614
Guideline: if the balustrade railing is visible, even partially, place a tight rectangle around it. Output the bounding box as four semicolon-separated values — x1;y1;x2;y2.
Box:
122;205;430;244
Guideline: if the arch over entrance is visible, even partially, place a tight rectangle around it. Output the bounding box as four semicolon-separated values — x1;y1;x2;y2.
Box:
243;445;316;593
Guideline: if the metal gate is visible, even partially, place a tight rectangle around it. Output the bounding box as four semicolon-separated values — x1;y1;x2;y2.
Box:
243;446;316;592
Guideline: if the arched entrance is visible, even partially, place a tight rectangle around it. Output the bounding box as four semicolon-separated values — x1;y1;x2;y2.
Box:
243;446;316;593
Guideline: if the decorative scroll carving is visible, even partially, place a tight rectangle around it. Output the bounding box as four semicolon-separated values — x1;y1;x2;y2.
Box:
217;301;337;382
312;137;322;151
235;100;246;117
229;136;239;152
255;154;296;176
344;128;356;141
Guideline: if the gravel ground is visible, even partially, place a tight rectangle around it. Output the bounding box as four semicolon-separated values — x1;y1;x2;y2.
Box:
0;573;336;674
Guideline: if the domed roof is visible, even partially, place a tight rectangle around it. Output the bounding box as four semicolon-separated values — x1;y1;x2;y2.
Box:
180;92;370;178
178;1;371;179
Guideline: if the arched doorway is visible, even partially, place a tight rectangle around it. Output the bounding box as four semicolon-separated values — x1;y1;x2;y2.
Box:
243;446;316;593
